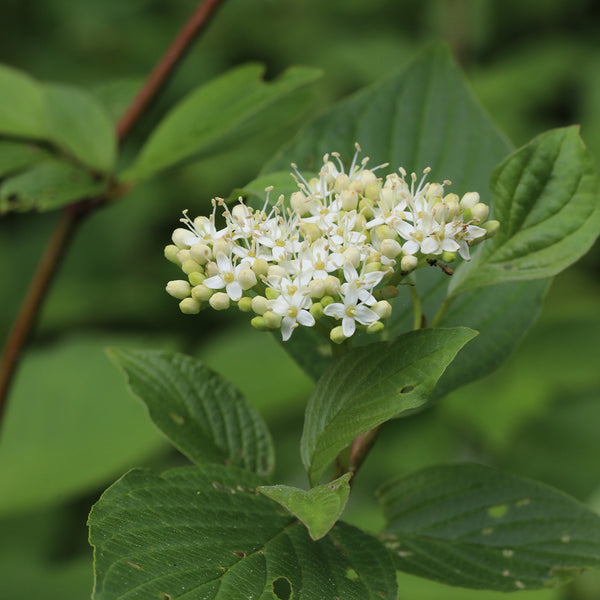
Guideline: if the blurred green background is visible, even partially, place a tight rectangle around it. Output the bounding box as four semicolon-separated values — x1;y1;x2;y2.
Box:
1;1;600;598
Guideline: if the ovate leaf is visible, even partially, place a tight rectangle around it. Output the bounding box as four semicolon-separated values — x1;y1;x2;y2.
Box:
301;327;477;485
378;463;600;591
0;159;108;214
450;127;600;295
0;140;47;177
258;473;353;541
89;465;397;600
123;64;321;181
108;348;275;478
43;83;117;172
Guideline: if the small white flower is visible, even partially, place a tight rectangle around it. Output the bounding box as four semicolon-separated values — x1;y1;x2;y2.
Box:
323;288;380;338
269;278;315;341
203;253;248;301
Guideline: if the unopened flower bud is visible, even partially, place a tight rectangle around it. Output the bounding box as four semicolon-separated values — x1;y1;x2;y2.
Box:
232;203;252;222
252;258;269;277
265;287;280;300
310;302;324;319
441;251;457;264
302;222;321;243
291;191;310;216
209;292;230;311
446;199;461;220
179;297;201;314
176;249;191;264
380;238;402;259
308;279;326;298
365;261;382;274
330;326;347;344
401;254;418;272
334;173;350;193
433;203;449;224
188;272;205;286
324;276;341;296
460;192;480;210
181;259;202;275
213;239;230;256
372;300;392;319
366;321;385;335
205;261;218;277
471;203;489;223
364;182;381;200
354;213;367;231
341;189;359;211
343;246;361;268
251;295;269;315
192;284;213;302
376;225;396;240
238;268;257;290
172;228;192;248
483;220;500;238
238;297;253;312
358;199;374;219
366;251;381;264
268;265;287;280
321;295;334;308
263;310;282;329
190;243;212;264
349;179;364;195
251;316;268;331
166;280;191;299
164;244;180;264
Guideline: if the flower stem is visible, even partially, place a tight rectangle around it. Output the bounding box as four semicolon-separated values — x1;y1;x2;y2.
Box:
430;295;455;328
0;0;227;425
408;277;422;330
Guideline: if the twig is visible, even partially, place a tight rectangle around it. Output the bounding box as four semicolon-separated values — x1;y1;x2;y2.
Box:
0;0;226;423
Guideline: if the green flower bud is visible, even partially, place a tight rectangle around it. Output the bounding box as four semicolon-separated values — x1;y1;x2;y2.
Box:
376;225;397;240
308;279;326;298
164;244;180;264
190;243;212;264
341;189;359;211
372;300;392;319
324;276;341;296
265;287;280;300
366;251;380;264
334;173;350;193
364;182;381;201
263;310;282;329
188;271;205;286
209;292;230;311
471;203;489;223
251;316;268;331
349;179;364;195
251;295;269;315
441;251;457;263
238;297;253;312
181;259;202;275
302;222;322;243
166;280;191;299
179;297;201;314
380;238;402;259
176;249;191;264
239;268;257;290
321;295;335;308
366;321;385;335
291;191;310;216
358;199;374;219
191;284;213;302
330;326;347;344
354;213;368;232
483;219;500;238
172;228;191;248
343;246;361;268
364;261;382;273
310;302;324;319
401;254;418;272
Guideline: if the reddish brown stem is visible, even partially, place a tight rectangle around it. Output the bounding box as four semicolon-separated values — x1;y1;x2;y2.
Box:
0;0;226;424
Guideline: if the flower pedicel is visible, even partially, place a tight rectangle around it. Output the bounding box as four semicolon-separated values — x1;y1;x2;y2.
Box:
165;145;499;342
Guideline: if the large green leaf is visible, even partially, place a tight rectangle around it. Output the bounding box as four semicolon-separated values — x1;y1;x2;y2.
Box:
0;140;47;177
258;472;352;541
43;83;117;172
0;336;166;516
378;463;600;591
89;465;397;600
109;349;275;478
0;64;48;139
301;327;477;485
449;127;600;295
122;64;321;181
0;158;108;213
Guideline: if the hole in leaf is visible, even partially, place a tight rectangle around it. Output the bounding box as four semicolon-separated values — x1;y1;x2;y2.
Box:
488;504;508;518
345;568;359;581
400;385;415;394
232;550;246;558
272;577;292;599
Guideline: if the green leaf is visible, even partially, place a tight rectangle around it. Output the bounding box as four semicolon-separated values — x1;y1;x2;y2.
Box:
258;472;353;541
0;335;166;516
0;159;108;214
449;127;600;295
0;140;48;177
0;64;49;139
108;348;275;478
123;64;321;181
378;463;600;591
43;83;117;172
89;465;397;600
301;327;477;485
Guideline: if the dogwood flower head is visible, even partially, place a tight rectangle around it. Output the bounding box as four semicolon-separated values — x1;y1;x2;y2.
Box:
165;144;498;342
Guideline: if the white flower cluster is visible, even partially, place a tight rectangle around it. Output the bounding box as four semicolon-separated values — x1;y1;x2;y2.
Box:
165;146;499;343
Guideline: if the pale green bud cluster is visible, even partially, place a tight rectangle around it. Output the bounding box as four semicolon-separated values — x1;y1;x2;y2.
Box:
165;144;498;342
